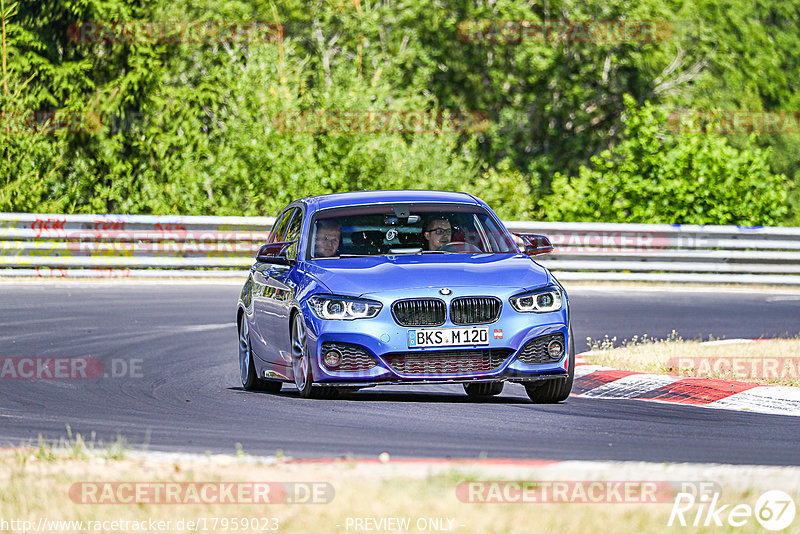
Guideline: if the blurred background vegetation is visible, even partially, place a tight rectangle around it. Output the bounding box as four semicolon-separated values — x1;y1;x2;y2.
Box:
0;0;797;224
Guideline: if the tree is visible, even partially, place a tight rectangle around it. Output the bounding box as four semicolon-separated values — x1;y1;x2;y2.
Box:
545;95;789;225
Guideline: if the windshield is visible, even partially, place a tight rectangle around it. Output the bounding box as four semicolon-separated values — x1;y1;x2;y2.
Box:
308;203;518;259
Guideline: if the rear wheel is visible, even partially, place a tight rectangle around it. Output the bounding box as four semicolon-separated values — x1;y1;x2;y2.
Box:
525;327;574;403
463;382;504;398
239;315;282;393
291;313;338;399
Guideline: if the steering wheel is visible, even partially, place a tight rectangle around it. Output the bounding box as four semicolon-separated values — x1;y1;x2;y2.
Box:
437;241;482;253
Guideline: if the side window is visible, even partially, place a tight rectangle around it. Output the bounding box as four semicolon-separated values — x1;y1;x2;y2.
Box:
284;209;303;259
269;208;295;243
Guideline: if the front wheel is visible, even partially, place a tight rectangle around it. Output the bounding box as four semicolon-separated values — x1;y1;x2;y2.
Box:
291;313;338;399
525;327;575;403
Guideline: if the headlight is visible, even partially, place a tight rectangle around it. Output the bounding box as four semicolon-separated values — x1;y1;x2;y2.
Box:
509;286;563;313
308;294;382;320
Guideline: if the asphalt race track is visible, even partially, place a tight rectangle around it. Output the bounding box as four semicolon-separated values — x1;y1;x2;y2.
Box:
1;282;799;465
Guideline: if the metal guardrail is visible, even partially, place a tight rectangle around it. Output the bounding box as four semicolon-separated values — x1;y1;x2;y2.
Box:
1;213;799;284
505;221;800;285
0;213;272;278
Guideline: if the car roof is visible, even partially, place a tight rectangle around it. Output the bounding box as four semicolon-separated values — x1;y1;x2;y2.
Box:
301;190;482;211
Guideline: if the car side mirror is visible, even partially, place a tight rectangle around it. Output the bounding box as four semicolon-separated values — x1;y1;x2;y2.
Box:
514;233;554;256
255;241;296;265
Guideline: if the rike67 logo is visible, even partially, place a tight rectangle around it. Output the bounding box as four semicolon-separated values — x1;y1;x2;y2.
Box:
669;488;796;530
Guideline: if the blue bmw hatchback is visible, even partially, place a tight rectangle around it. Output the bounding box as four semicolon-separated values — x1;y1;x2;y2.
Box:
237;190;573;402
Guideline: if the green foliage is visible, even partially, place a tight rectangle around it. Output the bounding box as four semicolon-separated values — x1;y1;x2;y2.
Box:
663;0;800;224
461;159;540;220
1;0;488;215
546;96;789;225
0;0;797;225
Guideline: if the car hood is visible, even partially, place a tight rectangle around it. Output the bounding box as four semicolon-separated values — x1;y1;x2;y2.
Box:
302;253;552;296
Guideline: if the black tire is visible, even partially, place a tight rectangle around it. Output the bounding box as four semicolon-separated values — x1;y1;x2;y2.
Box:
291;313;338;400
244;350;283;393
240;316;282;393
525;327;575;403
297;360;340;399
312;385;340;399
463;382;504;398
262;380;283;393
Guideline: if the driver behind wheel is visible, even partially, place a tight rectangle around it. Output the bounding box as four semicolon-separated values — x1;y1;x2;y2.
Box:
424;217;452;250
314;220;341;257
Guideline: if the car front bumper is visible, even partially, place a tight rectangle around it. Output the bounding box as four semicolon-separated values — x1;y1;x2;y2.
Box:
303;291;571;385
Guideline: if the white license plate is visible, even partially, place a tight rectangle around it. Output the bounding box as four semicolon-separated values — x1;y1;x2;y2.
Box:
407;327;490;348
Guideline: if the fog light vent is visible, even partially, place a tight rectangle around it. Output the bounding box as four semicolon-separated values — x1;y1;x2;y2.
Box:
516;333;566;365
547;339;564;358
323;349;342;368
